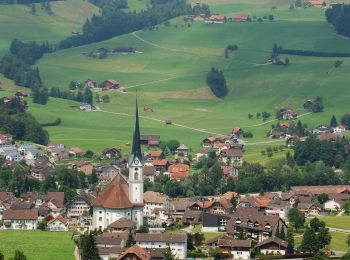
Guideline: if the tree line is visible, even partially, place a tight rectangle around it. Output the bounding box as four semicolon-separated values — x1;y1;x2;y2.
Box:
0;97;49;145
273;43;350;57
326;4;350;39
49;87;93;105
58;0;192;49
0;39;53;105
0;0;56;4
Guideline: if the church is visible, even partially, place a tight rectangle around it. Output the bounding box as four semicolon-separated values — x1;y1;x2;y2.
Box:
92;100;144;230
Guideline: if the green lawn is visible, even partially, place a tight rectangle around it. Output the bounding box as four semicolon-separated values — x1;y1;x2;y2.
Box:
320;216;350;230
295;231;348;252
0;231;74;260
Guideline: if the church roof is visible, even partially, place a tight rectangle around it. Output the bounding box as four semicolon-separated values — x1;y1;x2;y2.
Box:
92;174;134;209
128;98;143;165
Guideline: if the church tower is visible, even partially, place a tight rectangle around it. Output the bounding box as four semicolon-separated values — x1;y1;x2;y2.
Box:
128;98;144;204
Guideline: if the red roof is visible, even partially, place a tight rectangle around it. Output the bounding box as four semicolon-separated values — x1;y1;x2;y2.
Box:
168;164;189;180
152;159;168;166
3;209;38;220
0;134;6;140
231;127;242;134
48;214;68;226
119;245;150;260
209;14;225;21
148;150;163;157
92;174;138;208
70;147;83;154
233;14;249;20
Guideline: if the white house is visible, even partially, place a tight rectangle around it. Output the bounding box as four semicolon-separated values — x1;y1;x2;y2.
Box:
66;193;93;219
0;145;18;157
5;152;22;162
218;238;251;259
256;237;288;255
135;233;187;260
333;125;346;133
324;199;343;211
143;191;169;218
79;103;92;111
47;215;69;231
3;209;38;230
265;202;290;219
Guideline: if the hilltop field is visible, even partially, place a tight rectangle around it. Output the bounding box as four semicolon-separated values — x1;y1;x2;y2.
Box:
1;0;350;162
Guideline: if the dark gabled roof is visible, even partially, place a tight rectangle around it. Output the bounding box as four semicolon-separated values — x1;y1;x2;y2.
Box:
3;209;38;220
182;209;202;224
95;233;126;246
135;233;187;243
128;98;143;165
119;245;150;260
256;236;288;249
218;238;251;248
108;217;136;229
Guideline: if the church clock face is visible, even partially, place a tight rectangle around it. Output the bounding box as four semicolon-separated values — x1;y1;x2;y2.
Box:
134;159;139;165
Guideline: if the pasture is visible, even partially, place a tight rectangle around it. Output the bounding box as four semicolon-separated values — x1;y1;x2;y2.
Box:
0;230;74;260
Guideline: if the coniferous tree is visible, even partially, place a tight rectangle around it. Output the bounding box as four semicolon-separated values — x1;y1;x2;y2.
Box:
301;227;319;253
12;250;27;260
287;228;295;253
330;115;338;127
80;233;101;260
126;230;135;247
280;226;286;240
164;245;176;260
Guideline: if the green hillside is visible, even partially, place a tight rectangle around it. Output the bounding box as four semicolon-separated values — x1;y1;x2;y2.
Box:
1;0;350;162
0;0;98;56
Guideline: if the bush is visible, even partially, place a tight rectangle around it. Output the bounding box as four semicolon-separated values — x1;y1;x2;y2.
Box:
41;117;61;127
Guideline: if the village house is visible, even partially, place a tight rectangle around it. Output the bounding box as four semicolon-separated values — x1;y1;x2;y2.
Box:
189;197;233;215
96;164;121;183
66;193;94;219
208;14;226;24
256;237;288;255
30;160;54;181
182;209;202;225
135;233;187;260
69;147;84;156
15;90;28;98
0;145;17;156
265;201;290;219
176;144;189;157
85;79;97;88
103;79;119;90
49;146;70;160
79;103;92;111
143;191;170;219
0;134;13;145
140;135;160;147
324;198;345;211
143;165;157;182
118;245;150;260
193;13;206;21
107;217;136;233
231;14;250;22
308;0;326;7
101;147;121;159
96;232;127;259
3;209;38;230
168;199;194;222
151;159;169;172
291;185;350;195
220;148;243;166
231;127;244;138
221;165;239;179
217;237;252;259
72;161;93;175
297;202;322;216
333;124;347;133
47;214;69;231
145;150;164;161
168;163;189;181
202;212;232;232
226;207;287;243
279;107;297;120
5;152;22;162
196;148;216;161
0;192;15;220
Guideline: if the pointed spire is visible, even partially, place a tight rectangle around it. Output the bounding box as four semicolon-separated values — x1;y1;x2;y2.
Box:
130;95;142;162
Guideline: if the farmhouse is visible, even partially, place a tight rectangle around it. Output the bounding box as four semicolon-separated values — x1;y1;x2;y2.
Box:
145;150;164;161
66;193;94;219
143;165;157;182
220;148;243;166
218;238;252;259
103;79;119;90
151;159;169;172
168;163;189;181
194;13;206;21
140;135;160;147
196;148;216;160
135;233;187;260
70;146;84;156
231;127;244;138
79;103;92;111
143;191;169;219
15;90;28;97
118;245;150;260
232;14;250;22
333;124;346;133
85;79;97;88
255;237;288;255
107;217;136;232
3;209;38;230
308;0;326;7
208;14;226;23
279;107;297;120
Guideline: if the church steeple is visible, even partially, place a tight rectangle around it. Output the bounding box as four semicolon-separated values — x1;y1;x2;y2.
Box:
129;96;143;165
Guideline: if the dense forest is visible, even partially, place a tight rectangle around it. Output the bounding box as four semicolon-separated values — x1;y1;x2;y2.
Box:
0;39;52;104
89;0;127;8
0;0;56;4
326;4;350;38
58;0;192;48
0;97;49;145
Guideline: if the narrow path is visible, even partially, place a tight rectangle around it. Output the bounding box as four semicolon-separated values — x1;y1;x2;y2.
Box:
125;75;179;89
327;227;350;234
97;109;225;136
250;112;313;127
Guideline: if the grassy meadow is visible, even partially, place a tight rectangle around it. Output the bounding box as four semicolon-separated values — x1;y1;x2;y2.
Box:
0;231;74;260
1;0;350;163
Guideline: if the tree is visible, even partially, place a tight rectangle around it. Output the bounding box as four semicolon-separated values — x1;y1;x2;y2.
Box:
126;229;135;247
287;228;295;253
165;140;180;153
280;226;286;240
342;201;350;214
268;14;274;21
301;227;319;253
346;233;350;248
0;252;4;260
80;233;101;260
187;234;194;250
84;150;94;158
316;193;329;205
288;208;305;231
330;115;338;127
136;225;149;233
341;252;350;260
11;250;27;260
206;67;228;98
84;88;93;105
310;218;325;232
295;0;302;7
230;196;237;208
341;114;350;130
317;227;331;249
164;245;176;260
38;219;48;230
